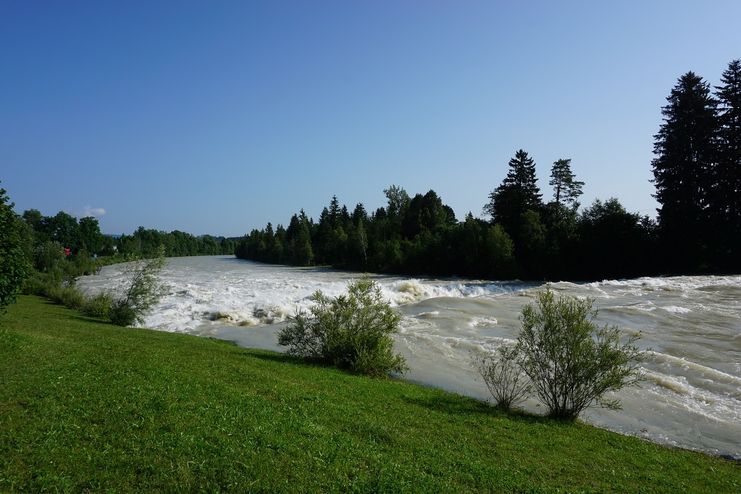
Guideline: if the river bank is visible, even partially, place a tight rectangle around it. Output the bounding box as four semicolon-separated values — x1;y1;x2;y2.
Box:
2;296;739;492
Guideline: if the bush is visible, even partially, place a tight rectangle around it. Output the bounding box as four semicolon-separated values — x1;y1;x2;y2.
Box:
82;292;113;319
46;284;85;310
476;345;531;410
34;241;65;273
110;246;167;326
278;278;407;377
109;299;138;326
517;289;642;421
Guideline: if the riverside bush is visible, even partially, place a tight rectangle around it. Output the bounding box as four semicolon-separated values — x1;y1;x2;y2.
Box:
81;292;113;319
278;278;407;377
476;345;531;410
110;246;167;326
517;289;642;420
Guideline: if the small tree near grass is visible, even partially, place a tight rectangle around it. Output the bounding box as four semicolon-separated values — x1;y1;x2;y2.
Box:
278;278;407;377
517;290;642;420
476;345;531;410
110;245;167;326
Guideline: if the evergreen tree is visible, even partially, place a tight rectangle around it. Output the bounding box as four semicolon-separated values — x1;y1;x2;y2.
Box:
549;159;584;208
484;149;542;236
651;72;718;272
714;60;741;268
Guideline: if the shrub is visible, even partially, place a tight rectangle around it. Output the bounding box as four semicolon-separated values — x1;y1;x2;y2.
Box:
34;241;65;273
278;278;407;377
109;299;138;326
476;345;531;410
517;289;642;421
45;284;85;309
110;246;167;326
82;292;113;319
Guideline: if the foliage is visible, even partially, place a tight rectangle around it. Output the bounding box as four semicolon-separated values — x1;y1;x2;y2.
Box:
549;158;584;208
46;284;86;310
713;59;741;270
34;240;66;273
651;71;718;272
278;278;407;376
516;290;643;421
476;345;531;410
81;292;113;319
0;184;31;314
484;149;543;236
231;60;739;280
110;246;167;326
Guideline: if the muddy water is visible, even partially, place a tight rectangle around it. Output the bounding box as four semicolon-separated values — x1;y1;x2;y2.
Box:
78;256;741;457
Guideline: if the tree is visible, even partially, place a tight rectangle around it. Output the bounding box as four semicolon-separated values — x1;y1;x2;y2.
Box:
549;159;584;208
714;60;741;268
484;150;543;237
476;345;531;410
651;72;718;272
78;216;103;254
383;185;410;218
0;185;31;314
578;199;653;279
278;278;407;377
46;211;81;251
517;290;642;420
109;245;168;326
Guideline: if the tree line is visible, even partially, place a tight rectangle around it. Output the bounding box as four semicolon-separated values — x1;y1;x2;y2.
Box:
20;209;236;268
236;59;740;281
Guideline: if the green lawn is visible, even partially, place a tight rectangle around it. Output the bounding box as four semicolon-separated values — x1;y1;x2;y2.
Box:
1;296;738;493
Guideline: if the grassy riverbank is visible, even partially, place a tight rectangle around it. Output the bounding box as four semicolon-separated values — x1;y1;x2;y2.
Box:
1;296;738;492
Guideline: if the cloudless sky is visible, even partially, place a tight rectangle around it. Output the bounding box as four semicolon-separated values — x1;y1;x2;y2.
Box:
2;1;740;236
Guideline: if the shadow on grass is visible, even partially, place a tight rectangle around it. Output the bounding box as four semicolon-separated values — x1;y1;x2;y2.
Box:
401;394;555;426
240;349;322;367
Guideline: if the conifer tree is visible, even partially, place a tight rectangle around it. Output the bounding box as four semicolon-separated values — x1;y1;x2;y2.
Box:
549;158;584;208
484;149;543;236
651;72;718;271
714;60;741;268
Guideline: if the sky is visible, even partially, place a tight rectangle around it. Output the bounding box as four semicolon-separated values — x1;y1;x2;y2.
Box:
2;1;740;236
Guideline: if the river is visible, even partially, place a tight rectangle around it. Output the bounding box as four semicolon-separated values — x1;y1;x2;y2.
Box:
77;255;741;458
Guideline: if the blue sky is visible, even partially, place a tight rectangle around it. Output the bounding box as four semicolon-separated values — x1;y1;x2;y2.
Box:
2;1;740;236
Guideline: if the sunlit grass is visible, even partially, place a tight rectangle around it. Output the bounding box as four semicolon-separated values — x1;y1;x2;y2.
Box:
1;296;738;492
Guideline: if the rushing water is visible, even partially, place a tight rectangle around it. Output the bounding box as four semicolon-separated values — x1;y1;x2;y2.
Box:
78;255;741;457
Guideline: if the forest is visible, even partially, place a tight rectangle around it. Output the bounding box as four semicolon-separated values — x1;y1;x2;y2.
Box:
235;60;741;281
19;209;235;266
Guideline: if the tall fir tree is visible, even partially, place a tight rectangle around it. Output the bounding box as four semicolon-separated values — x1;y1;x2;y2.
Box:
651;72;718;272
549;158;584;208
484;149;543;237
714;60;741;269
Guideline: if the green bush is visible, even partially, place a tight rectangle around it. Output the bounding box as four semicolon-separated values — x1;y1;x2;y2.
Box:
81;292;112;319
45;284;85;310
278;278;407;377
476;345;531;410
516;289;642;421
109;299;138;326
110;246;167;326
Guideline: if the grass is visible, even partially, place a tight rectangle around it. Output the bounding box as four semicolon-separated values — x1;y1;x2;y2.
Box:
1;296;738;493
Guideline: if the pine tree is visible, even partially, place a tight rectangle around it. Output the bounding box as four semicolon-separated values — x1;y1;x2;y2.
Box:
651;72;718;272
714;60;741;268
484;149;543;236
549;159;584;208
